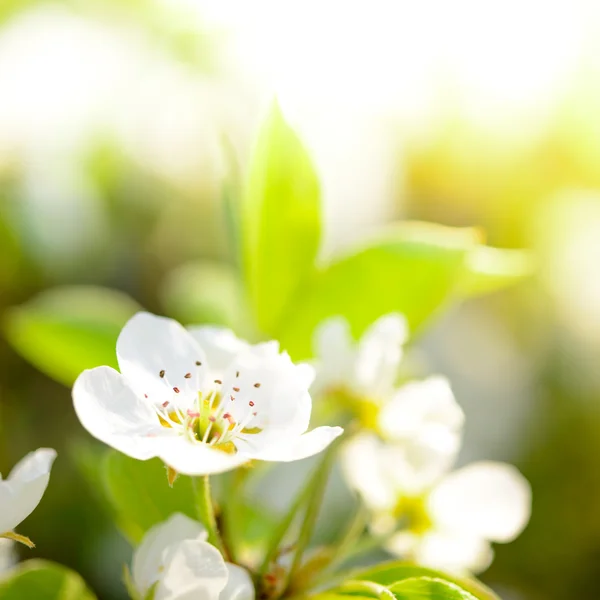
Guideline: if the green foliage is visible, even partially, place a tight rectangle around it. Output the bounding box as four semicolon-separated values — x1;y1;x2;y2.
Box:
350;562;499;600
241;102;321;334
101;450;198;544
0;560;96;600
278;221;531;358
388;577;478;600
3;286;140;387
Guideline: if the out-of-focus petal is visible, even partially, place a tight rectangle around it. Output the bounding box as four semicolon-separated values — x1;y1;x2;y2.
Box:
221;563;255;600
428;461;532;543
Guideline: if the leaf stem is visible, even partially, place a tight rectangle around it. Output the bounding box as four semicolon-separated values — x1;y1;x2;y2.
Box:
196;475;228;559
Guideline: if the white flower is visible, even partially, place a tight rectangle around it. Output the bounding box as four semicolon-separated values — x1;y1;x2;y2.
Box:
342;434;531;573
0;448;57;543
312;313;408;401
132;513;254;600
73;313;342;475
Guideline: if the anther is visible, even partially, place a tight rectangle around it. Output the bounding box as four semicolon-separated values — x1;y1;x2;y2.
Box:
230;395;235;401
252;411;257;416
184;373;191;379
160;370;165;378
214;379;222;385
236;371;240;377
173;387;180;393
254;382;261;388
188;410;200;418
144;394;148;398
233;387;240;392
249;401;255;407
196;361;202;366
208;416;216;422
162;401;169;408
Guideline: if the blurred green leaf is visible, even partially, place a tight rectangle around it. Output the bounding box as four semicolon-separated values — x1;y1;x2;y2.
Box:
3;286;141;387
350;562;499;600
101;450;198;544
242;102;321;334
388;577;478;600
460;245;534;297
160;260;249;334
0;560;96;600
278;222;533;358
278;223;474;358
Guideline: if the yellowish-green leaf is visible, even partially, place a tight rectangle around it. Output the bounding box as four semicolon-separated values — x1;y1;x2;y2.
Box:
389;577;478;600
0;560;97;600
242;102;321;334
3;286;140;387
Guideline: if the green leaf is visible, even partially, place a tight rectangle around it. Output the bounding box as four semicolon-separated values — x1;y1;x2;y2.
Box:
159;260;249;334
278;222;474;359
3;286;141;387
242;102;321;334
460;245;534;297
0;560;97;600
389;577;478;600
101;450;198;544
349;562;499;600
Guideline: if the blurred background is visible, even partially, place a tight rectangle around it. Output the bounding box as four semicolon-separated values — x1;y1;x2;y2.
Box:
1;0;600;598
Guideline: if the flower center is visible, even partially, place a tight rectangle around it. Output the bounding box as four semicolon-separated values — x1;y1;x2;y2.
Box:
393;495;433;535
155;387;262;453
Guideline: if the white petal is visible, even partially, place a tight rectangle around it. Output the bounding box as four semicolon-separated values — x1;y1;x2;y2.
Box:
117;312;208;408
311;317;355;395
341;434;397;513
219;348;312;435
0;448;56;533
158;438;249;476
73;366;166;460
187;326;250;378
132;513;208;596
428;462;532;543
388;530;493;574
355;313;408;397
221;563;255;600
379;376;464;441
240;426;343;462
156;539;228;600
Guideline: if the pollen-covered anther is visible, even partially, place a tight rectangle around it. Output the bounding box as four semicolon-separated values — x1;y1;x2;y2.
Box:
214;379;222;385
159;370;165;378
249;401;255;407
195;360;202;366
208;415;216;422
184;373;191;379
254;382;261;388
162;401;169;408
230;395;235;401
173;387;180;394
187;410;200;418
233;387;240;392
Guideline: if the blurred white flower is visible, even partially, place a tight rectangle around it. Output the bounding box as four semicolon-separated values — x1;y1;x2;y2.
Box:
0;448;57;547
312;313;408;401
73;313;342;475
132;513;254;600
343;434;531;573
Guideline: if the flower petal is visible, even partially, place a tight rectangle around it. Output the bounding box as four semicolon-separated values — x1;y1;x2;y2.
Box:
0;448;56;533
355;313;408;397
117;312;208;408
132;513;208;596
378;376;464;441
219;348;313;435
158;438;249;476
187;326;250;378
237;426;343;462
341;433;397;513
428;461;532;543
221;563;255;600
387;530;493;574
73;366;166;460
156;539;228;600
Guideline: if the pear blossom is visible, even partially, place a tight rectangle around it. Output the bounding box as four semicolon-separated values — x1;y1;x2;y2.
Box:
342;434;531;573
312;313;408;401
0;448;57;546
132;513;254;600
73;312;342;475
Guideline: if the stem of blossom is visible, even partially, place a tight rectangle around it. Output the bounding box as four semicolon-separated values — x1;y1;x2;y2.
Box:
195;475;228;559
283;439;339;595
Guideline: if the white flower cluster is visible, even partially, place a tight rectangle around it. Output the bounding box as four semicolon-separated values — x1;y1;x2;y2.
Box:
312;314;532;573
